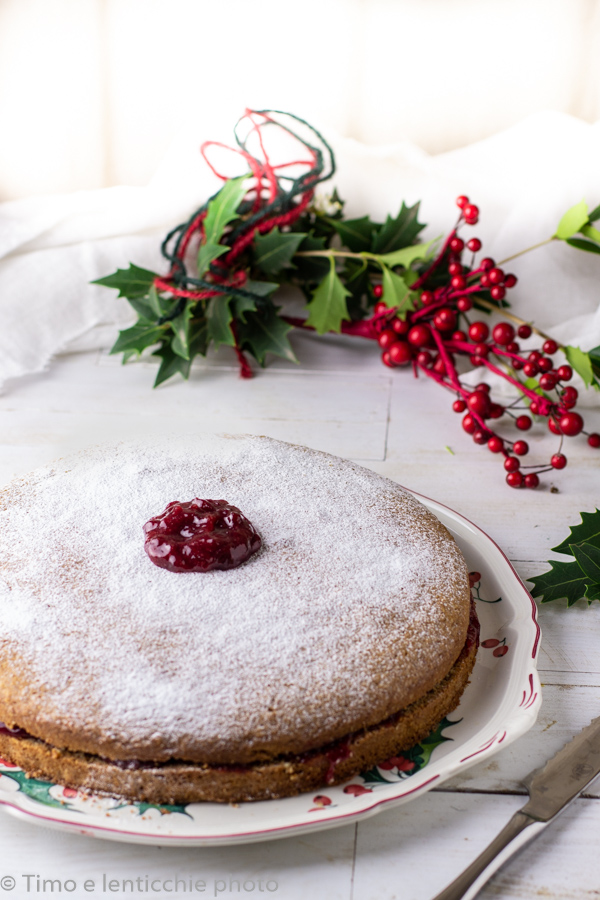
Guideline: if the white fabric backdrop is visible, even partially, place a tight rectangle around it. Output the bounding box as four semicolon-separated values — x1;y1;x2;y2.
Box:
0;111;599;401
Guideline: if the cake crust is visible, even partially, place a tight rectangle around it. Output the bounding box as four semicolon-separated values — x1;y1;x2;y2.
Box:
0;434;473;789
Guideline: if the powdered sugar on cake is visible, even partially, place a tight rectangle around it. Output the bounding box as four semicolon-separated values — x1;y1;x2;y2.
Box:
0;435;469;764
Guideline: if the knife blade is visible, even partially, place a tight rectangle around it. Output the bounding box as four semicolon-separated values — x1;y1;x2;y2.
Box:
431;714;600;900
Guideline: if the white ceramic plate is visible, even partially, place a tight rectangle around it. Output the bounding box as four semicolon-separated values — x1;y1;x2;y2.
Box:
0;493;541;846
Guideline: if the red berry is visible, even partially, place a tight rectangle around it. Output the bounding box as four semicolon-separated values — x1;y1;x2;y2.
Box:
504;456;520;472
506;471;523;488
374;301;387;315
456;195;469;209
378;328;396;350
528;350;542;362
489;403;504;418
513;440;529;456
506;341;520;353
452;330;467;342
475;382;491;393
389;342;412;366
481;638;499;648
457;297;472;312
488;436;504;453
551;453;567;469
433;308;457;332
451;275;467;291
524;473;540;489
449;237;465;253
480;257;495;271
473;429;488;445
467;390;491;416
517;324;532;339
381;351;395;368
488;268;505;285
515;415;532;431
504;274;518;288
408;325;432;347
548;417;562;435
463;204;479;222
492;322;515;346
420;290;434;306
462;414;477;435
480;273;491;288
588;433;600;448
512;358;524;370
416;350;433;368
373;284;383;299
557;365;573;382
453;399;467;413
539;373;557;391
473;343;489;358
493;645;509;657
433;355;451;375
543;340;558;355
537;357;553;373
392;317;410;335
490;286;506;301
523;361;538;377
448;262;463;276
561;386;578;407
559;412;584;436
469;321;489;342
467;238;482;252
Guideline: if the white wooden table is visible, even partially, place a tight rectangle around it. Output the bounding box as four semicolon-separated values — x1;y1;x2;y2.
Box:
1;330;599;900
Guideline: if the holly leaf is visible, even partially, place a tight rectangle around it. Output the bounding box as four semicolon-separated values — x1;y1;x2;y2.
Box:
0;771;71;809
380;265;416;319
377;237;439;270
203;175;249;246
110;320;165;356
555;200;589;240
197;242;228;277
415;716;456;768
253;228;307;275
329;216;377;253
148;284;177;319
153;343;193;387
585;583;600;604
529;558;589;606
565;237;600;256
206;295;234;348
552;508;600;555
126;295;155;320
237;305;297;366
563;345;598;389
571;542;600;583
580;223;600;243
232;294;257;322
371;202;426;254
304;259;351;334
133;801;192;818
170;303;194;359
294;232;329;283
92;264;158;300
245;279;279;297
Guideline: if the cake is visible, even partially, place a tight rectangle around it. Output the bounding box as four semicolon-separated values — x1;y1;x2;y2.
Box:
0;434;477;803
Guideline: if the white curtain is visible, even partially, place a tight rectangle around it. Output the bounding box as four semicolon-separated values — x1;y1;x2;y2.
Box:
1;0;599;200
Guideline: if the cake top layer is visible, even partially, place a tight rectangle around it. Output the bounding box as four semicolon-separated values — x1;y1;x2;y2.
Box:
0;434;470;764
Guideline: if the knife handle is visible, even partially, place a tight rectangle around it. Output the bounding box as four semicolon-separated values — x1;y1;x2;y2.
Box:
431;810;546;900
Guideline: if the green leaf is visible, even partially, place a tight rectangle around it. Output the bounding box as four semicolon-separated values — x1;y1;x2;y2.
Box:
206;295;234;348
245;279;279;297
563;345;596;388
148;284;176;319
233;294;257;322
584;583;600;604
0;771;72;809
237;306;297;366
580;224;600;243
304;258;351;334
588;204;600;223
570;542;600;583
529;558;589;606
380;266;416;319
110;321;164;356
171;303;194;360
565;237;600;256
126;295;155;320
294;232;329;283
371;202;426;255
197;241;228;277
554;200;589;240
553;508;600;555
92;264;158;300
203;176;249;246
153;343;192;387
377;237;439;270
329;216;377;253
253;227;307;275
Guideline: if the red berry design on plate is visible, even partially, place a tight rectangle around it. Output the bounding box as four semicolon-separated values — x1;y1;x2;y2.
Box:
343;784;373;796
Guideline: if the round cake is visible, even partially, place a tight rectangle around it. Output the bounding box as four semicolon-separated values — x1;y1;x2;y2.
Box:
0;434;477;803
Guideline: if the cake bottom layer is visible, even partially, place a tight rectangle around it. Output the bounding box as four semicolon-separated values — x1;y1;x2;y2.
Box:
0;639;477;805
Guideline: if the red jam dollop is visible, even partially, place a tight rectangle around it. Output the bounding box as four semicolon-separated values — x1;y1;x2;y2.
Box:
143;499;262;573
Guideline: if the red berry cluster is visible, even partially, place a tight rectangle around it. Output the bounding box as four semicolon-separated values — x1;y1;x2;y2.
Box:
372;196;599;489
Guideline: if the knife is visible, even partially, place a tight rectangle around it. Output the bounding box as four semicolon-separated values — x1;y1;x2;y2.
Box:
432;714;600;900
